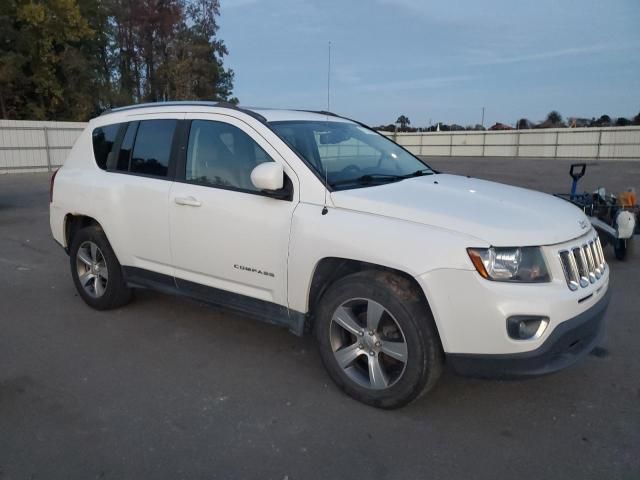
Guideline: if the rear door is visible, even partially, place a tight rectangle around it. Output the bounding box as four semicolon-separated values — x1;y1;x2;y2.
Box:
105;115;182;279
168;113;299;310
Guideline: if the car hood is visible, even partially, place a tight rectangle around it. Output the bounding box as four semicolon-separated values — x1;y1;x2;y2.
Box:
330;174;590;246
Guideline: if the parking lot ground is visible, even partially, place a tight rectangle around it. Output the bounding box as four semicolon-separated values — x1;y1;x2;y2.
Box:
1;159;639;480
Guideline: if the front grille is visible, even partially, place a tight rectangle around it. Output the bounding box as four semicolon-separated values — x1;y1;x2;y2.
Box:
558;235;606;291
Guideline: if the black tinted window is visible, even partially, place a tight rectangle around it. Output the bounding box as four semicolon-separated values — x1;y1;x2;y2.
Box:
186;120;272;191
130;120;176;177
92;124;120;170
117;122;137;171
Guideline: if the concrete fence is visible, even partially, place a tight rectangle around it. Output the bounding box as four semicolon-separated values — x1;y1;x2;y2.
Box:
381;126;640;160
1;120;640;174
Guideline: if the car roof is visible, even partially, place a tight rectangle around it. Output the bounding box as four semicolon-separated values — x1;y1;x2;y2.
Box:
98;101;354;124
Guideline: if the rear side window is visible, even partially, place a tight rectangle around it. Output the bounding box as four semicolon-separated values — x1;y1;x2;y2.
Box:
92;124;120;170
117;123;137;171
130;120;177;177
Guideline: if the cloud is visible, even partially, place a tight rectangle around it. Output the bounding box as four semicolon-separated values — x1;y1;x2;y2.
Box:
359;74;476;92
467;44;635;66
333;65;362;85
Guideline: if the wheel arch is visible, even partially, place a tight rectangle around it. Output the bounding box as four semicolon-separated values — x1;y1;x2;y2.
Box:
306;257;438;335
64;214;103;250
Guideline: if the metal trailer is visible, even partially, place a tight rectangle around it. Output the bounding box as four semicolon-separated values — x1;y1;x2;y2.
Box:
555;163;638;260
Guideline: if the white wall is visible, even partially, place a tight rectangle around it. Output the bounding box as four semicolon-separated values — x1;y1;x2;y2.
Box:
381;126;640;160
1;121;639;174
0;120;87;174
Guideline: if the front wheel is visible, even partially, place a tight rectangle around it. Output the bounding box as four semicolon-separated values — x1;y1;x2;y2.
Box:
614;239;627;261
315;271;443;409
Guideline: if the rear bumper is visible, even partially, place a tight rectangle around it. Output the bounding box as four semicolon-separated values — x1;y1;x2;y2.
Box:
447;288;610;378
50;203;66;249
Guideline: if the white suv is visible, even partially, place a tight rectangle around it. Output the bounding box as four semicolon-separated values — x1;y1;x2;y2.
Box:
50;102;610;408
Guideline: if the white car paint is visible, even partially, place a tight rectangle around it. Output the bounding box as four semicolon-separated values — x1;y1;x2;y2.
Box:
331;174;591;247
50;104;609;359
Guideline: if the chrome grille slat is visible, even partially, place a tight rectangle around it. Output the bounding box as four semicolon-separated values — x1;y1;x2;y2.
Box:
584;243;597;282
559;250;579;291
558;234;606;291
572;247;590;287
596;238;606;270
589;241;602;278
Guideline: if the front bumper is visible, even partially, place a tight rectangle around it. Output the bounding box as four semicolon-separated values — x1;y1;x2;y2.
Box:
446;287;610;378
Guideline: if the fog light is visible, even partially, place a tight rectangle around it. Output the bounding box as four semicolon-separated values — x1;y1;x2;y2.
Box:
507;316;549;340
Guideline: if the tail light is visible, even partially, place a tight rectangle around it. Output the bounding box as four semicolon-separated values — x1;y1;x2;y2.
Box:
50;169;59;203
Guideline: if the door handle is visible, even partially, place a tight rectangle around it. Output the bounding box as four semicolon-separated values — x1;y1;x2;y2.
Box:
174;196;202;207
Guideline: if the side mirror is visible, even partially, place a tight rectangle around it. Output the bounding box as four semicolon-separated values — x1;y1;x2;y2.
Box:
251;162;284;192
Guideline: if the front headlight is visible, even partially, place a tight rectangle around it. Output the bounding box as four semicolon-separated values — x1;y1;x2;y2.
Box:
467;247;550;283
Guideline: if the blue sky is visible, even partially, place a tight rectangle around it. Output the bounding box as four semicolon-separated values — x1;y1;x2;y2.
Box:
219;0;640;127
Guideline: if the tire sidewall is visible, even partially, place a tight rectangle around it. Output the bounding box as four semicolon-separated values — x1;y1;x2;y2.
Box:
69;226;127;310
614;239;627;260
315;271;441;408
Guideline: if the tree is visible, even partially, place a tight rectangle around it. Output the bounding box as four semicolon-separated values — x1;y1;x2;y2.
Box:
0;0;93;120
615;117;631;127
633;112;640;126
0;0;237;120
395;115;411;130
546;111;563;125
163;0;236;102
597;114;612;126
517;118;532;129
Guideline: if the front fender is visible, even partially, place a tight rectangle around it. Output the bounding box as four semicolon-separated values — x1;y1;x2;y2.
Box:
287;203;485;313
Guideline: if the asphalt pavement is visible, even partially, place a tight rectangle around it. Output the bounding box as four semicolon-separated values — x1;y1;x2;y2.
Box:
1;158;638;479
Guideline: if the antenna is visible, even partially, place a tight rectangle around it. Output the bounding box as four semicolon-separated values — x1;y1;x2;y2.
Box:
327;41;331;112
321;167;329;215
321;40;331;216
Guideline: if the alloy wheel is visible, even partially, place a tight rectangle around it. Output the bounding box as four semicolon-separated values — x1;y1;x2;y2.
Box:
329;298;408;390
75;241;109;298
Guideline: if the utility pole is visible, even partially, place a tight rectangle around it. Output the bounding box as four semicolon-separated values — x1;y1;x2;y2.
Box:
481;107;485;128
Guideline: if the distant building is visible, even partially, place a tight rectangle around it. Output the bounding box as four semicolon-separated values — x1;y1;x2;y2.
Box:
488;122;513;131
535;119;567;129
568;117;591;128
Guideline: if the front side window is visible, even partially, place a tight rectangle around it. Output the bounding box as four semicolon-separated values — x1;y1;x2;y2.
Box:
92;123;120;170
186;120;273;191
130;120;176;177
269;121;433;189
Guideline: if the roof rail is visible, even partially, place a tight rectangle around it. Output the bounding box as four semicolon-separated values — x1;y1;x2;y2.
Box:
299;110;371;129
100;101;267;123
301;110;339;117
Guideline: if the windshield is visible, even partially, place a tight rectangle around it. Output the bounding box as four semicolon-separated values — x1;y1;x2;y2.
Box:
269;120;434;189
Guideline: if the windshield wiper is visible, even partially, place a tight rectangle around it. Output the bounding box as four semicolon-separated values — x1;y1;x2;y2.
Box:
330;169;434;187
401;168;434;178
331;173;403;187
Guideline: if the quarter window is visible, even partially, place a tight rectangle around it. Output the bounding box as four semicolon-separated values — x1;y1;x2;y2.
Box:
92;124;120;170
186;120;273;191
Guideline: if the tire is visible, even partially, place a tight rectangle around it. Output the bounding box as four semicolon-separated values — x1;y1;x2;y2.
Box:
315;270;443;409
69;225;132;310
614;239;627;261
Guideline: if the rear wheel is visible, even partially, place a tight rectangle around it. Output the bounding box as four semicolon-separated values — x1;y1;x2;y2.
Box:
315;271;442;409
69;226;131;310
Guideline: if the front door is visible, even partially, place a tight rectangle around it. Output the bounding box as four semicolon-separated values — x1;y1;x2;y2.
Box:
168;114;298;313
